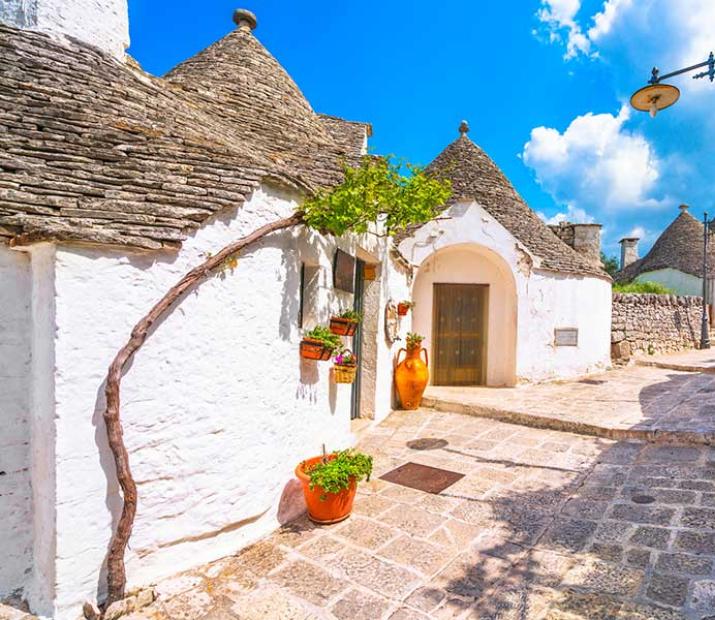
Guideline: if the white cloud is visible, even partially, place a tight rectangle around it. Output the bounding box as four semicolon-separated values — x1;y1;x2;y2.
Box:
523;105;666;212
539;204;595;225
537;0;714;81
535;0;593;59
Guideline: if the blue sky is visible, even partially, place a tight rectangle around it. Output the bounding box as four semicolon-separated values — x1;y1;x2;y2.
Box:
127;0;715;259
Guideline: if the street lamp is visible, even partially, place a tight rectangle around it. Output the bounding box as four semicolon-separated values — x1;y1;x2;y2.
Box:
630;51;715;117
701;213;714;350
631;55;715;348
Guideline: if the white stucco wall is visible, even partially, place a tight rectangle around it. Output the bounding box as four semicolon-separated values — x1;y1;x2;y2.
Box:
0;0;129;60
400;201;611;385
0;246;33;599
22;185;407;618
635;268;702;297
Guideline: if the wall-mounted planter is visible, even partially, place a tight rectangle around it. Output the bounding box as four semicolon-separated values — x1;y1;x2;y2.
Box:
300;338;334;361
333;364;357;384
329;317;358;336
397;302;413;316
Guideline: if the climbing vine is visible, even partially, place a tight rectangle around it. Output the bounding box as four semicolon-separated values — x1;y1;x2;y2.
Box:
101;157;450;608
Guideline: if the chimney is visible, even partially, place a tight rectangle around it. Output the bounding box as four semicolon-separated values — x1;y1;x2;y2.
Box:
1;0;129;61
549;222;603;269
619;237;639;270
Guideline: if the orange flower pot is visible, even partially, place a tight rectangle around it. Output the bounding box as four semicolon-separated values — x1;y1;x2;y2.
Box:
397;303;410;316
329;317;358;336
300;338;333;361
394;346;429;410
295;455;357;524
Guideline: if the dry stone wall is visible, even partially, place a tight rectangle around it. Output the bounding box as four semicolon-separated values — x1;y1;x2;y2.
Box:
612;293;705;360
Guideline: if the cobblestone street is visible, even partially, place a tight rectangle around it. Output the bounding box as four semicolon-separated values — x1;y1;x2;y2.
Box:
106;403;715;620
424;353;715;442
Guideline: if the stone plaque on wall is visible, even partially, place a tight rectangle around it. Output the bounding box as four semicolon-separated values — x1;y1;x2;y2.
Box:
554;328;578;347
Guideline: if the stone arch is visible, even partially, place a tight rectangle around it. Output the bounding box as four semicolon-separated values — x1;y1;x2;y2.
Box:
412;243;518;387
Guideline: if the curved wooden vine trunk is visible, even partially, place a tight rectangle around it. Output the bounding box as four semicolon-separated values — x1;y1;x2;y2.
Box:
103;213;303;605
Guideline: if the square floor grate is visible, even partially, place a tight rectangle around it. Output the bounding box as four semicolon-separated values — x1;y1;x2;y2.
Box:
379;462;464;494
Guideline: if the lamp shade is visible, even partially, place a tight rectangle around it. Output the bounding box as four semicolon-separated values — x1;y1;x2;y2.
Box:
630;83;680;117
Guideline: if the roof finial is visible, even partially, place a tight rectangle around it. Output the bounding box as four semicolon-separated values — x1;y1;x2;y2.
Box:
679;203;689;212
459;120;470;136
233;9;257;30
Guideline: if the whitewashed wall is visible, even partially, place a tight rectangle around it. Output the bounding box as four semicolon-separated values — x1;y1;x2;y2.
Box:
0;0;129;60
401;201;611;385
635;268;702;297
24;185;408;618
0;247;33;599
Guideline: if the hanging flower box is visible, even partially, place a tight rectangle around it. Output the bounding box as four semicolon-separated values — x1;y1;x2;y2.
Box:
300;326;342;361
332;350;358;384
300;338;333;361
397;301;415;316
329;309;361;336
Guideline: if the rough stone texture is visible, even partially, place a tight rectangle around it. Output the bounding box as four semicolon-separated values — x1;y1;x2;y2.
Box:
0;0;129;60
0;22;366;251
611;293;706;360
549;221;603;270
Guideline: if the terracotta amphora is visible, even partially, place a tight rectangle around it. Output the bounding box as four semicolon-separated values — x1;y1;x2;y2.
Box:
394;346;429;410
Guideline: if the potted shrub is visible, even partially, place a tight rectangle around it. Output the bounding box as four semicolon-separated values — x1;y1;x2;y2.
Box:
329;309;362;336
332;350;358;384
295;449;373;524
300;326;342;361
397;300;415;316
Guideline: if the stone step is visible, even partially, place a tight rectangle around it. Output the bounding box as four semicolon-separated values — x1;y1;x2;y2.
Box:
635;358;715;374
421;395;715;446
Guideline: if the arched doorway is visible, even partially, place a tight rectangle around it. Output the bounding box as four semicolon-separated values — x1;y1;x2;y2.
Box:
412;244;517;387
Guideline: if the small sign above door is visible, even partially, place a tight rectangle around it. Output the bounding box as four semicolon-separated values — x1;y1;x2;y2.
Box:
554;328;579;347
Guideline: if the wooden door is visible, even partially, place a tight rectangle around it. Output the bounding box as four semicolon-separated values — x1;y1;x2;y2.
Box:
432;284;488;386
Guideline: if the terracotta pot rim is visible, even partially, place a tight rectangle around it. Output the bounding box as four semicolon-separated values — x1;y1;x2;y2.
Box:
330;316;358;323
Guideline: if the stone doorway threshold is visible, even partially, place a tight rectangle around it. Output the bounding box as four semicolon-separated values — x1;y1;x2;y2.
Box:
423;361;715;445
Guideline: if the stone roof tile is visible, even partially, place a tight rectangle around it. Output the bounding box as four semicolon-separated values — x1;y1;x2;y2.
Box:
617;207;715;281
419;134;608;278
0;22;363;250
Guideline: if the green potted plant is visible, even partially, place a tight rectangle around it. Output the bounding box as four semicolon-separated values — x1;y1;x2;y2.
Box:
329;308;362;336
332;350;358;384
300;326;343;361
397;300;415;316
295;449;373;523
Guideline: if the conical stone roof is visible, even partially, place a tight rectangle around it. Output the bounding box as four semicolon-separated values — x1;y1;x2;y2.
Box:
165;22;353;189
425;133;606;278
618;207;715;281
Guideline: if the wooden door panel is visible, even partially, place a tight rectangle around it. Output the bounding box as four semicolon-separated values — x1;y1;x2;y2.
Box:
433;284;487;386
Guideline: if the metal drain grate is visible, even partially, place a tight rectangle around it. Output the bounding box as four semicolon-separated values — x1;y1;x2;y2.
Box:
380;462;464;494
406;438;449;451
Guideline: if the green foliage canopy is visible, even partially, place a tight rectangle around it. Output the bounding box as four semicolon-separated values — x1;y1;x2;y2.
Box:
302;156;452;237
600;251;620;277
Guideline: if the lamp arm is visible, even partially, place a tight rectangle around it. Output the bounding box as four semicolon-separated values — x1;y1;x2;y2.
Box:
651;52;715;83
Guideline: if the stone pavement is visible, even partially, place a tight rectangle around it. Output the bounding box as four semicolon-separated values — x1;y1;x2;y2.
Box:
92;408;715;620
637;350;715;374
424;363;715;444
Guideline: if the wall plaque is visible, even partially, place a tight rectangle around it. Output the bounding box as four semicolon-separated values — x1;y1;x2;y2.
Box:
333;249;355;293
554;328;578;347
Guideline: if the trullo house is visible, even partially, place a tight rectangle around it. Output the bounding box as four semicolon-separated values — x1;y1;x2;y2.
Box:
0;2;611;617
617;204;715;302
